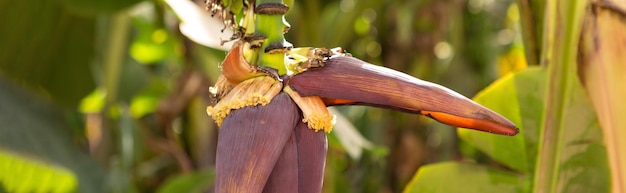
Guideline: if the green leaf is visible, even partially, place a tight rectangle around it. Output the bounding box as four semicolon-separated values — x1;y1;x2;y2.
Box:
459;67;545;172
403;162;526;193
0;150;77;193
80;88;106;113
0;0;96;108
549;80;609;193
0;79;106;193
458;65;609;192
157;169;215;193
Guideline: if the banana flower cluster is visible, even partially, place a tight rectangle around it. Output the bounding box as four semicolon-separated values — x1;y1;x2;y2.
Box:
206;40;518;192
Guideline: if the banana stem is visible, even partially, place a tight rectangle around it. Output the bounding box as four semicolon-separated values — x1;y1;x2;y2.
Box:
254;0;290;75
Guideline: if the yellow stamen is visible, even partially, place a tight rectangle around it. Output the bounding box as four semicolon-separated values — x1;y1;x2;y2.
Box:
283;86;335;132
207;76;282;126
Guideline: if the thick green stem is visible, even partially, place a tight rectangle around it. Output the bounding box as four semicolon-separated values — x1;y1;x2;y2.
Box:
532;0;586;192
254;0;290;75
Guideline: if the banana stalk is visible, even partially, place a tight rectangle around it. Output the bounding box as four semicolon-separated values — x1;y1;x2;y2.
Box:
252;0;291;74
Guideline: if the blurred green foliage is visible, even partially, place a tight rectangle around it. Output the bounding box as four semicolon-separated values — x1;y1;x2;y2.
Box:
0;0;96;108
0;78;105;192
1;0;609;192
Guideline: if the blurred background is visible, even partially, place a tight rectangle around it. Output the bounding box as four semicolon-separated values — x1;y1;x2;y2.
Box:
0;0;528;192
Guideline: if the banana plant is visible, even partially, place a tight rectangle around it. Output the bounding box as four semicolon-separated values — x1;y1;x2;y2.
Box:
192;0;519;192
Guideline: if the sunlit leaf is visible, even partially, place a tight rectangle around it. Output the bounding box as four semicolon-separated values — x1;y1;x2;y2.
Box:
497;46;527;76
80;88;106;113
459;67;545;172
157;169;215;193
403;162;526;193
0;150;77;193
0;79;105;193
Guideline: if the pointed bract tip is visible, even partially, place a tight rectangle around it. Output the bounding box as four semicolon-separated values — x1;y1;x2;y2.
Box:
420;110;519;136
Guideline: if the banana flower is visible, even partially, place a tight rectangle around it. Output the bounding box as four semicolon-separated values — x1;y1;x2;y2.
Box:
206;40;518;192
